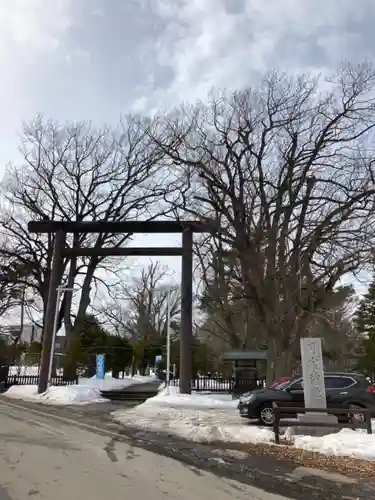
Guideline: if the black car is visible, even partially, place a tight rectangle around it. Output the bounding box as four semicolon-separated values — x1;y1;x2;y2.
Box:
238;372;375;426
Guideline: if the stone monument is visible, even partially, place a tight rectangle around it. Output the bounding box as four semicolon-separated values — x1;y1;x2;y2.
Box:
300;337;327;410
297;337;338;433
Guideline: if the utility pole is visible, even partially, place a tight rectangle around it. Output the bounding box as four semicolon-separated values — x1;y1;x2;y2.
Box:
166;287;171;393
20;286;25;340
16;286;26;376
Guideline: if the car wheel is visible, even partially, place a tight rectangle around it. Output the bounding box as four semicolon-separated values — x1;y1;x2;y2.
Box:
259;403;275;426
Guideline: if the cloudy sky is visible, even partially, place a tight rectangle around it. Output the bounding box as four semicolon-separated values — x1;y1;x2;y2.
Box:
2;0;373;154
0;0;373;299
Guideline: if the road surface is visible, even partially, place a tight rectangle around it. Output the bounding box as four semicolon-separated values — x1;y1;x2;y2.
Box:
1;398;374;500
0;399;290;500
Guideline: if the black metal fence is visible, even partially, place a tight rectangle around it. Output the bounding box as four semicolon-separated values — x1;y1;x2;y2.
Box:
169;377;266;393
2;374;79;391
1;372;266;394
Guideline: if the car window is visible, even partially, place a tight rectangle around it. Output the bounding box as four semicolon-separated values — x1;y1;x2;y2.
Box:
271;380;290;390
324;376;354;389
288;379;303;391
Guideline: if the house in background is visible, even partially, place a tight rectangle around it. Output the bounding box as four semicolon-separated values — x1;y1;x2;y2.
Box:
0;324;68;371
0;331;10;345
54;335;66;355
0;323;42;345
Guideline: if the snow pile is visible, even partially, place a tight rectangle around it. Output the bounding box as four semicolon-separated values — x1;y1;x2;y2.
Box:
8;365;43;376
293;428;375;461
144;385;237;410
4;373;161;405
80;374;161;391
113;386;375;459
112;386;273;444
113;404;273;444
4;384;108;405
113;396;375;458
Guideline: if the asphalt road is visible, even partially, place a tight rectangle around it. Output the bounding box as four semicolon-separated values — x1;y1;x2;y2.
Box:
0;397;374;499
0;398;292;500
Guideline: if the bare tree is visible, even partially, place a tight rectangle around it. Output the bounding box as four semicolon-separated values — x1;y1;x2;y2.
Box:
0;115;183;375
99;261;180;374
149;64;375;381
308;286;362;370
0;257;30;318
101;260;180;341
196;236;262;350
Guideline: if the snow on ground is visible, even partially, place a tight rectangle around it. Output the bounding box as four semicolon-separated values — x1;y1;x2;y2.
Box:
4;371;161;405
292;427;375;461
144;385;237;410
5;384;108;405
8;365;48;376
80;374;161;391
5;370;375;460
112;386;274;444
113;386;375;460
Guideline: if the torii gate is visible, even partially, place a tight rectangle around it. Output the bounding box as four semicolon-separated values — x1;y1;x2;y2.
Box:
27;220;217;394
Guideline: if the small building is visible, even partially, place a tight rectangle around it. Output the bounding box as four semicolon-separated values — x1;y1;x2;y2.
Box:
222;349;268;370
222;349;268;395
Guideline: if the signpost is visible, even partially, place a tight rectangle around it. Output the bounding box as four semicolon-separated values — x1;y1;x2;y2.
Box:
155;355;162;380
96;354;105;380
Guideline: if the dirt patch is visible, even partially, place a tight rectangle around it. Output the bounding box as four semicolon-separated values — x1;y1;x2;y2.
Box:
212;440;375;479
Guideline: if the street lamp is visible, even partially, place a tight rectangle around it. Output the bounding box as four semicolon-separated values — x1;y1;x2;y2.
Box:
47;286;76;387
9;329;21;368
148;286;172;391
166;287;171;392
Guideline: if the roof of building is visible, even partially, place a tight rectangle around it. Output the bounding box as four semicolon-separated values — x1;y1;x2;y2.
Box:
222;350;268;361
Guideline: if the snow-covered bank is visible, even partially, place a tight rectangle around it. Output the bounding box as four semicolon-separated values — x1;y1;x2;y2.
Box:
112;386;273;444
5;384;108;405
113;386;375;460
293;428;375;461
8;365;48;376
4;373;161;405
144;386;237;409
80;374;161;391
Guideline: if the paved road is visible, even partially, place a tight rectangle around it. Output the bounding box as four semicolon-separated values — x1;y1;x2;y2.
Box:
0;399;290;500
0;397;374;499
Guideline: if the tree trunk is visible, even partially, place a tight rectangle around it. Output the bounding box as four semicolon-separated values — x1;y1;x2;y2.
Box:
266;337;294;384
63;258;96;380
63;332;81;380
63;254;77;344
51;356;57;378
131;356;136;377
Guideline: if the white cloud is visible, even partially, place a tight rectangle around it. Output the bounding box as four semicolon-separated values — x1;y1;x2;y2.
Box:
132;0;375;110
0;0;73;168
0;0;71;53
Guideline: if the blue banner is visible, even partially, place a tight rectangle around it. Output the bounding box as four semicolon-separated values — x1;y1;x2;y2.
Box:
96;354;105;379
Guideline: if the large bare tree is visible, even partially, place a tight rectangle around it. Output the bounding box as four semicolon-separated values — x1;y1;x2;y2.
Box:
100;260;180;340
148;64;375;381
196;236;261;350
0;257;30;319
0;115;183;375
99;260;180;374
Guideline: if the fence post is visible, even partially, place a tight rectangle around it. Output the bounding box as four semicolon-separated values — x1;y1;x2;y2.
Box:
273;403;280;444
366;410;372;435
